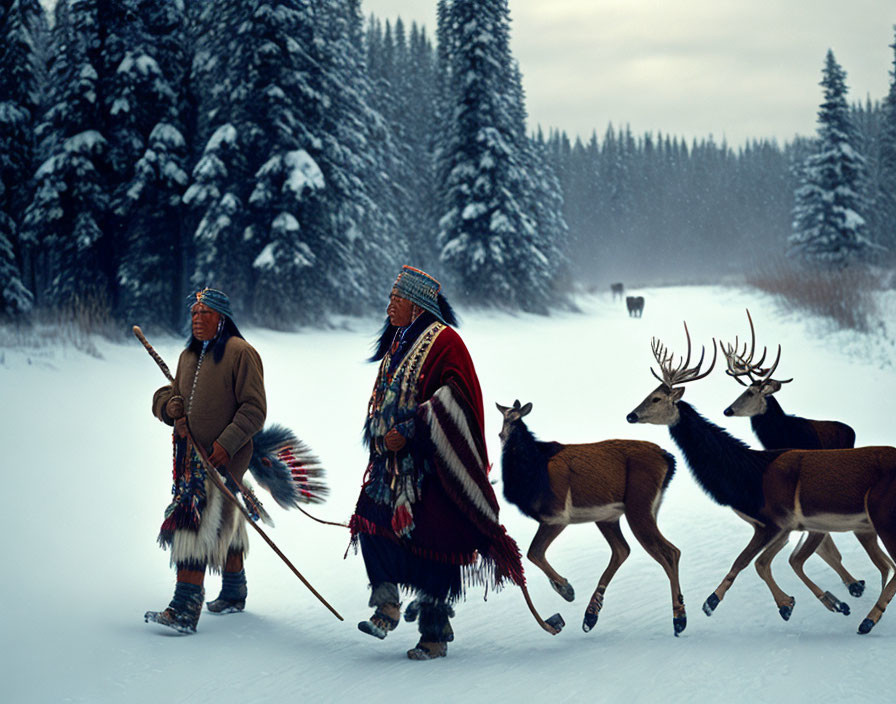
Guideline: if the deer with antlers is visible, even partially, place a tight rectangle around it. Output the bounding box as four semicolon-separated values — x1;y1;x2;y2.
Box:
627;323;896;633
720;310;894;606
496;400;686;636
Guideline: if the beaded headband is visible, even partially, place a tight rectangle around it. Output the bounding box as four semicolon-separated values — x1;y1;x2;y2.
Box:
190;287;233;320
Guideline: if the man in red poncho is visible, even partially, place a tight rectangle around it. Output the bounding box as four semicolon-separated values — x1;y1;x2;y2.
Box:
350;266;525;660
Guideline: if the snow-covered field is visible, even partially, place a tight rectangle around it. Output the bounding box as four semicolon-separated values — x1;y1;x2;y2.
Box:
3;285;895;704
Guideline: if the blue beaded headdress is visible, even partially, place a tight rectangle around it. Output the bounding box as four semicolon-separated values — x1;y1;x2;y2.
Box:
190;287;234;320
393;266;443;319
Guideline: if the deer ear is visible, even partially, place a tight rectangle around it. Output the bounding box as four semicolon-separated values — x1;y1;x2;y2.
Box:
496;402;509;414
670;387;685;402
762;379;782;395
519;402;533;417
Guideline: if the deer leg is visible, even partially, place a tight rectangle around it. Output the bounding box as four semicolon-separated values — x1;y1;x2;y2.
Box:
527;523;573;601
581;520;631;633
811;533;865;597
858;495;896;634
703;523;783;617
858;530;896;635
853;530;896;594
625;513;687;637
754;531;798;620
788;532;850;616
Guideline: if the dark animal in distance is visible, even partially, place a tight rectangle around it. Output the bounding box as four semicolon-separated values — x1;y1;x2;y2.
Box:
720;310;893;601
611;282;624;300
496;400;686;636
626;295;644;317
627;323;896;634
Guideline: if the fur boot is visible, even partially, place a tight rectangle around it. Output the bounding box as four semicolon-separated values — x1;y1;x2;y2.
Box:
207;569;247;614
406;599;454;660
145;582;205;634
358;582;401;639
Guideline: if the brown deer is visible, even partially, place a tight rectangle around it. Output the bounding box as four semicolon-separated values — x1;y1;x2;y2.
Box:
496;400;686;636
720;310;894;606
627;323;896;634
626;295;645;318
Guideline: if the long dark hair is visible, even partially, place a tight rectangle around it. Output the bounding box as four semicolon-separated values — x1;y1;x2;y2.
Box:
186;316;243;363
368;293;460;363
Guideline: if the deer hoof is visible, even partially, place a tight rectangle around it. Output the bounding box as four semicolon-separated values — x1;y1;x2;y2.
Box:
702;593;719;616
582;611;598;633
673;615;687;637
858;618;875;635
848;580;865;598
550;579;575;602
545;613;565;634
778;597;795;621
820;591;850;615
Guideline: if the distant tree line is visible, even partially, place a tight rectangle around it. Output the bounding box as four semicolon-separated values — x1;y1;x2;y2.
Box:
1;1;894;329
541;38;896;285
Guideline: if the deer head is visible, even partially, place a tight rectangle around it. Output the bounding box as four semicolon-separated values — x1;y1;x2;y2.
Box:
496;399;533;444
721;309;792;417
627;321;717;425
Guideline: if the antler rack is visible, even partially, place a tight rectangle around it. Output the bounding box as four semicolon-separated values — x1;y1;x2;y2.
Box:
720;309;789;386
650;321;717;388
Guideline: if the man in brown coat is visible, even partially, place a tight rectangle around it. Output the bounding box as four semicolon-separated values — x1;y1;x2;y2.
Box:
145;288;266;634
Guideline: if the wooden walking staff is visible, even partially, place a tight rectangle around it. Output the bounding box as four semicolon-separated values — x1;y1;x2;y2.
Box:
133;325;344;622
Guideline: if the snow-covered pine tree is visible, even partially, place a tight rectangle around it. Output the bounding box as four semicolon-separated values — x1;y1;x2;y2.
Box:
437;0;551;311
366;16;440;270
183;0;248;309
789;50;874;268
184;122;248;307
115;0;191;331
186;0;319;322
234;0;326;326
23;0;112;311
0;0;47;318
311;0;403;315
506;59;569;309
877;26;896;259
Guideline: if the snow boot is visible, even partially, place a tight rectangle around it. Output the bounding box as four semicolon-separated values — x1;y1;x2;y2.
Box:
407;641;448;660
358;582;402;639
406;599;453;660
145;582;205;634
207;569;247;614
358;603;400;639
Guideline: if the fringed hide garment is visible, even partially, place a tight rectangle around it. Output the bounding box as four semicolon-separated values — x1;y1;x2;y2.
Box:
349;312;525;602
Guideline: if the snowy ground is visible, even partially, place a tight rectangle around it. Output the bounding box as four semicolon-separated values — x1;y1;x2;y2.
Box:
3;285;895;704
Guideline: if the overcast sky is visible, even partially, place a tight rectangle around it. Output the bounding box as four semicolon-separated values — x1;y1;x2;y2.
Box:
363;0;896;148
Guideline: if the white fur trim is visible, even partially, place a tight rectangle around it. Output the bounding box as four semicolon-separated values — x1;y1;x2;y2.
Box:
170;478;249;573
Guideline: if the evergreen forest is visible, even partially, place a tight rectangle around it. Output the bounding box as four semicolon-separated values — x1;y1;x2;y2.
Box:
2;0;895;332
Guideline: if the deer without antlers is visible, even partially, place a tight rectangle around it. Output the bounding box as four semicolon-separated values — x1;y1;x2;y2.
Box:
627;323;896;634
496;400;685;636
720;310;893;605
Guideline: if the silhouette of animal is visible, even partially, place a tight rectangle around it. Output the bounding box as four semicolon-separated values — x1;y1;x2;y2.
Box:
626;295;644;317
496;400;685;636
611;282;624;300
627;323;896;634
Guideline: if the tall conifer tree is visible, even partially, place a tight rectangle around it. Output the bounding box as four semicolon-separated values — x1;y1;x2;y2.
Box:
877;26;896;257
0;0;46;317
437;0;557;310
789;50;873;267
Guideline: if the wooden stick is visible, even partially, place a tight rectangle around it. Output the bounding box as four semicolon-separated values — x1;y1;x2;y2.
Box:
133;325;343;621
